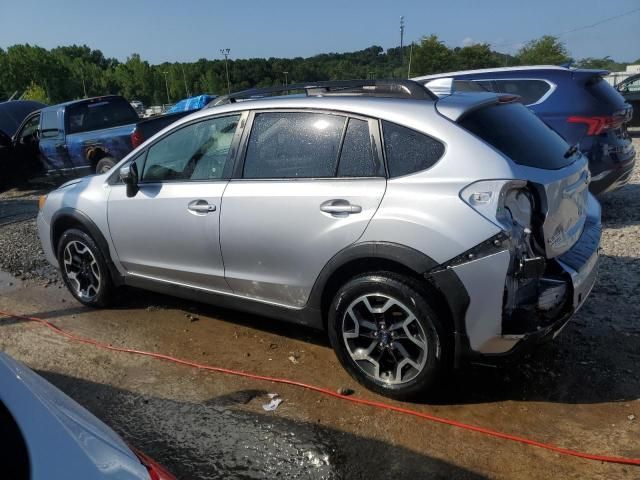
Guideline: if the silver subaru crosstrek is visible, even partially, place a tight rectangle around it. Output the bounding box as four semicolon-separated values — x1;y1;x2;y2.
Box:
37;80;601;399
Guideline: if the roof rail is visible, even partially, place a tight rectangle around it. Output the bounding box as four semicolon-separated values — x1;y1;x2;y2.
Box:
208;79;437;107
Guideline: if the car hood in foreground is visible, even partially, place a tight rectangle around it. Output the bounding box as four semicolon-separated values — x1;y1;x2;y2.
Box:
0;352;149;479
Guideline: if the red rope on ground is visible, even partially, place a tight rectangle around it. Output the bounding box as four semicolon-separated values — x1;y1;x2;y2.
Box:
1;308;638;467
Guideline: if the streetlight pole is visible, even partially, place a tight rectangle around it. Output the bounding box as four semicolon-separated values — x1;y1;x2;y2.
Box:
220;48;231;95
283;71;289;86
163;71;170;104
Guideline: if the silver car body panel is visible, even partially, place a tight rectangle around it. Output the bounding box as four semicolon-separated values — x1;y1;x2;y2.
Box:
107;181;230;292
36;91;601;358
221;178;386;307
0;353;149;479
450;250;518;353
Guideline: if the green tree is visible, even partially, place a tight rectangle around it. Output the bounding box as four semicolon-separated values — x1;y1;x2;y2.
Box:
575;56;627;72
517;35;571;66
454;43;499;70
410;35;456;76
22;81;49;103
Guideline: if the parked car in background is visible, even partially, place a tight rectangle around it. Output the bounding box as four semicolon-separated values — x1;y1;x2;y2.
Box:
414;66;636;196
37;80;600;399
2;95;198;184
130;100;145;117
0;100;46;186
616;73;640;127
164;94;216;114
0;352;175;479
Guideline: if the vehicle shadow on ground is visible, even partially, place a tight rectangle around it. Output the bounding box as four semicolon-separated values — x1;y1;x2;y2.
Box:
35;369;488;480
24;263;640;408
600;184;640;228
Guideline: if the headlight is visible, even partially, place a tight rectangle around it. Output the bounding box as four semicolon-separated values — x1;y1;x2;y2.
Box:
38;195;47;210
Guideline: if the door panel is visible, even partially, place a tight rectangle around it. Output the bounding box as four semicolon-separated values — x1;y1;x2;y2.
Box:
220;178;385;307
106;113;243;291
107;182;229;291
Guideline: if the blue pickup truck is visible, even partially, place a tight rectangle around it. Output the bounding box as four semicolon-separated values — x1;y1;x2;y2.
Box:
0;95;194;183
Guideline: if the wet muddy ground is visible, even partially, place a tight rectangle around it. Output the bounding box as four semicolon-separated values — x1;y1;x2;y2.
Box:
0;136;638;479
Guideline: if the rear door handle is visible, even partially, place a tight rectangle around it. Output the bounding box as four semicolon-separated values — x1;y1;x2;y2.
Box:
187;199;216;214
320;199;362;215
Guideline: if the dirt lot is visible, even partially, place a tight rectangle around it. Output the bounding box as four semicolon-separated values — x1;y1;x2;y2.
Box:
0;136;639;479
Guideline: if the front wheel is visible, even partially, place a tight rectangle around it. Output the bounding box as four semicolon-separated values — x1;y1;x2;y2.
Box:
328;272;448;400
57;229;114;307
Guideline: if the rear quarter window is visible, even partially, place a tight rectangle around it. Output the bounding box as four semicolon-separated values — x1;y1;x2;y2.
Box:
493;79;551;105
382;121;445;177
460;102;574;170
66;98;139;134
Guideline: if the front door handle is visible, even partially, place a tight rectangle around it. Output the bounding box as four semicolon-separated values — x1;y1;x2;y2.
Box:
188;199;216;214
320;199;362;216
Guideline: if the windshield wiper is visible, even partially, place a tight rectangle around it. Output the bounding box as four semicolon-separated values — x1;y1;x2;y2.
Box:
564;143;579;159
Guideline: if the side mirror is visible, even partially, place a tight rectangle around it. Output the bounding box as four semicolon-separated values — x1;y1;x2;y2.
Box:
120;162;139;198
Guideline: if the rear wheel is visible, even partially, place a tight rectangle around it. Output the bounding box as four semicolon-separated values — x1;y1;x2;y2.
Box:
57;229;114;307
96;157;117;174
328;272;448;400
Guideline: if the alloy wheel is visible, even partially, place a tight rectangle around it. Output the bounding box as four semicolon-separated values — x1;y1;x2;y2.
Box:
342;293;428;385
63;240;101;300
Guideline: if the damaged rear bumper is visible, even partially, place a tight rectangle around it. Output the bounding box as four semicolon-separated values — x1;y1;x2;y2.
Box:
450;194;601;358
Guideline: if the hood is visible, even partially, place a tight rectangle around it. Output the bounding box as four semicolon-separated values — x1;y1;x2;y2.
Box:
0;100;45;137
0;353;148;479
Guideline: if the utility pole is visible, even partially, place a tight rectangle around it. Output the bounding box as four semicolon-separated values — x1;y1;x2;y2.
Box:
163;71;170;104
81;69;87;98
400;16;405;50
283;71;289;86
180;64;189;97
220;48;231;95
407;42;414;79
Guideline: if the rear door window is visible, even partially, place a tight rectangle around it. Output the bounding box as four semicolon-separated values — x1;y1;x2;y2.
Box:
243;112;345;178
460;102;574;170
337;118;382;177
382;121;445;177
493;79;551;105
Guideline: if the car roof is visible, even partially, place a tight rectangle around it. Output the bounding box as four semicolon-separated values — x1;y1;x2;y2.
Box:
412;65;608;82
40;95;125;112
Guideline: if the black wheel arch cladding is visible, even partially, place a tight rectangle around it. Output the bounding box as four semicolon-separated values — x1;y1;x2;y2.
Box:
50;208;124;286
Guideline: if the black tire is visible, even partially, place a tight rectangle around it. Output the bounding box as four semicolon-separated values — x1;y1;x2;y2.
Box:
57;228;114;308
328;272;448;400
95;157;117;174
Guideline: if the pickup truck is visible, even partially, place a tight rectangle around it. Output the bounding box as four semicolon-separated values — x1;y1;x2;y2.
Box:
0;95;194;183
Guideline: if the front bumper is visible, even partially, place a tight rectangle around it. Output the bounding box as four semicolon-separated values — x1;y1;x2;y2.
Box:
452;194;601;357
37;212;58;268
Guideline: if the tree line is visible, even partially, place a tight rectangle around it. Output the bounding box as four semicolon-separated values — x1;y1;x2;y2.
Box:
0;35;635;106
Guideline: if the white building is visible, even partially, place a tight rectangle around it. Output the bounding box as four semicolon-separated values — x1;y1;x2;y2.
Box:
604;64;640;86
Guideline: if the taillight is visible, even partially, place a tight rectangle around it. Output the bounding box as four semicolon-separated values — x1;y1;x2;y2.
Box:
131;447;177;480
131;128;144;148
567;115;624;136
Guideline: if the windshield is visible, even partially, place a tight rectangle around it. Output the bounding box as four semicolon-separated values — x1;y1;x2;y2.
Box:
460;102;576;170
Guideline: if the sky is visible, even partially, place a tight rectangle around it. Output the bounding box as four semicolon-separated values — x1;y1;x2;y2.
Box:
1;0;639;64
